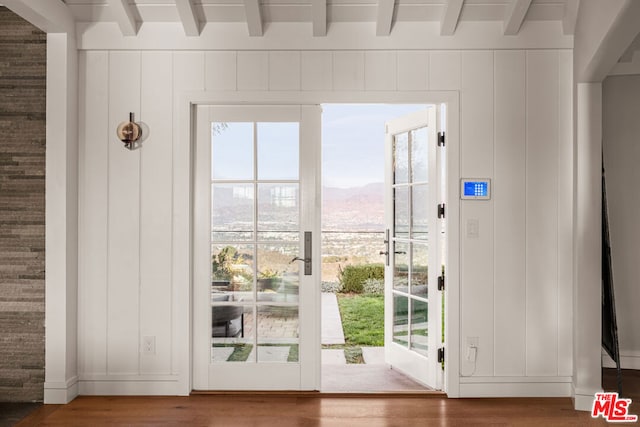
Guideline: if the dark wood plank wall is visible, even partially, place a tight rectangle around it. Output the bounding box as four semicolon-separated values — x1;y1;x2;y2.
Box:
0;6;46;402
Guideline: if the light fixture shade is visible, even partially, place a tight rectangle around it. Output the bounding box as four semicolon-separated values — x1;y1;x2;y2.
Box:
116;112;142;149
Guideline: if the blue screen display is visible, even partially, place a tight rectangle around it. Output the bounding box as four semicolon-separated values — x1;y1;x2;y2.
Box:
464;181;488;197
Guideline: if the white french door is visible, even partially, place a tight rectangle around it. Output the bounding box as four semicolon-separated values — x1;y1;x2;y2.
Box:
383;107;444;390
193;105;321;390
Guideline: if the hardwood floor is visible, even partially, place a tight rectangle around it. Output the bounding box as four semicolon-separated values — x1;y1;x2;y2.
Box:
603;368;640;415
16;395;613;426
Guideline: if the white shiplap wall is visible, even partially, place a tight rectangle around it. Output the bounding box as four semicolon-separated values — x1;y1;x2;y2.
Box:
77;49;573;395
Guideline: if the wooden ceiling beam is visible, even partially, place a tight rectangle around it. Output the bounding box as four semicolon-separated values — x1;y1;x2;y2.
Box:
376;0;396;36
311;0;327;36
503;0;533;36
440;0;464;36
243;0;263;37
106;0;138;36
176;0;200;36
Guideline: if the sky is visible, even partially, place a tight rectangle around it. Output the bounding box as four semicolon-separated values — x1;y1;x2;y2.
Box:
322;104;428;188
211;104;429;188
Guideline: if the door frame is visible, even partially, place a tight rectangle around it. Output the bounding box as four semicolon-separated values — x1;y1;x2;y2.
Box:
177;91;461;397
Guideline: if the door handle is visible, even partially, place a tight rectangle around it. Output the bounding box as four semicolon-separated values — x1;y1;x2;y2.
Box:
383;229;390;266
291;232;312;275
380;250;405;256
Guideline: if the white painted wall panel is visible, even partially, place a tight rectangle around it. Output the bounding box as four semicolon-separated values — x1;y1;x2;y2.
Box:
493;50;526;377
78;51;109;376
460;202;494;377
397;51;428;91
269;51;301;90
364;51;396;91
525;50;559;377
557;50;573;377
332;51;365;91
237;51;268;91
301;51;332;91
459;50;494;377
139;51;173;375
461;51;494;176
107;51;142;375
429;51;460;90
205;51;237;91
74;47;574;395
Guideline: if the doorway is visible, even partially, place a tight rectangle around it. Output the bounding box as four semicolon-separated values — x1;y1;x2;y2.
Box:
320;104;446;392
191;98;453;393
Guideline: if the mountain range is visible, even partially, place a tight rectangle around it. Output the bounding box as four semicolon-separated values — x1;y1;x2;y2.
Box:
322;182;384;231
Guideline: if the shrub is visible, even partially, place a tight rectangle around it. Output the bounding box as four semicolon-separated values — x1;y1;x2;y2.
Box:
338;263;384;293
363;278;384;295
321;281;343;293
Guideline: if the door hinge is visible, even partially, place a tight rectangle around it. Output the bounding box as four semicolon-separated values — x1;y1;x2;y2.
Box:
437;203;445;219
438;132;445;147
438;275;445;291
437;347;445;364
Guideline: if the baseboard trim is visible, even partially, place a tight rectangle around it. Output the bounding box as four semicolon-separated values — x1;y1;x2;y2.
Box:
44;376;79;404
459;379;571;397
79;379;183;395
192;390;446;398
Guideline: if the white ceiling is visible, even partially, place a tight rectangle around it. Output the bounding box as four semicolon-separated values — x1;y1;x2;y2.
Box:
53;0;577;37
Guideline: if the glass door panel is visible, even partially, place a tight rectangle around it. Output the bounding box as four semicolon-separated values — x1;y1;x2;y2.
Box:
384;107;440;389
194;105;320;391
212;122;254;180
211;184;254;241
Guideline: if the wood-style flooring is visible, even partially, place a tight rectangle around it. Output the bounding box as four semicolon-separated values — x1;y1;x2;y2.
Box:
9;368;638;426
16;394;613;426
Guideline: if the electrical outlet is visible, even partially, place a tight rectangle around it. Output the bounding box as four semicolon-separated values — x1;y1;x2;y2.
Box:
466;336;479;348
142;336;156;354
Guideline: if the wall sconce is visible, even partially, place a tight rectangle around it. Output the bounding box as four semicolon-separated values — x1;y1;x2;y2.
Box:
116;112;142;150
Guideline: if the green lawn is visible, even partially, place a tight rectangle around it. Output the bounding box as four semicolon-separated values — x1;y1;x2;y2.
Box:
337;293;384;346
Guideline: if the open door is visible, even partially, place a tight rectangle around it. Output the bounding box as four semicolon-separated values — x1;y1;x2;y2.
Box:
383;107;443;389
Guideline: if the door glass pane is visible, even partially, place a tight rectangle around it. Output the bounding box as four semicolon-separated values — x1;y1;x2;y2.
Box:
393;132;409;184
212;122;253;180
212;305;253;362
257;305;299;363
257;122;299;180
393;295;409;346
257;244;300;302
411;184;429;240
257;184;299;241
410;300;428;356
393;241;409;291
212;184;254;241
411;127;428;183
394;186;409;238
209;115;304;371
211;244;255;302
411;243;428;298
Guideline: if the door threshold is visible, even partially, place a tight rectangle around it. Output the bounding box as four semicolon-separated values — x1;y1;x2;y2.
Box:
191;390;446;398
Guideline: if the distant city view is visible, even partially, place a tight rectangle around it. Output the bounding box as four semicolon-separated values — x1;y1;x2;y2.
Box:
321;183;384;282
321;104;427;282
